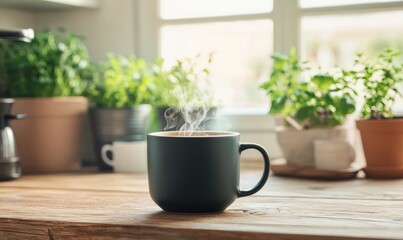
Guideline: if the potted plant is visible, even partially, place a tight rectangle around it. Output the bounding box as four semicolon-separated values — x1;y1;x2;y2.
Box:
351;49;403;178
0;30;91;173
151;55;217;131
86;54;153;171
260;49;357;168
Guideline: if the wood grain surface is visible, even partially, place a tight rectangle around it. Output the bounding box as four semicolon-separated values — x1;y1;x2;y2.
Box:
271;163;361;180
0;168;402;240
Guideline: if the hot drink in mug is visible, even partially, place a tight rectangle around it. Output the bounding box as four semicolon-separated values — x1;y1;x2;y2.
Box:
147;131;270;213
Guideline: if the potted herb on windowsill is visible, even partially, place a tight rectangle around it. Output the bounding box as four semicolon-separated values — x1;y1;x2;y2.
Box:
351;49;403;178
260;49;357;168
0;30;91;173
151;55;217;131
85;54;153;171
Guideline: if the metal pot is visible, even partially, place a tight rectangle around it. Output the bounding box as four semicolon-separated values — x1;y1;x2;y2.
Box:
89;105;151;171
0;98;26;181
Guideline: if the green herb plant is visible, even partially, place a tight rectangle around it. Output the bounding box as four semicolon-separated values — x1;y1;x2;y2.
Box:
86;54;155;108
151;54;214;108
349;49;403;120
260;49;356;129
0;30;91;97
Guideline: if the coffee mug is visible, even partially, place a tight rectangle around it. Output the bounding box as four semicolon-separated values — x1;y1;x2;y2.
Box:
147;131;270;213
314;140;355;170
101;141;147;173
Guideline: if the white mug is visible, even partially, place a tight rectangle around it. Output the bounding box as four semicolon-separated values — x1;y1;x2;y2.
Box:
101;141;147;173
314;140;355;170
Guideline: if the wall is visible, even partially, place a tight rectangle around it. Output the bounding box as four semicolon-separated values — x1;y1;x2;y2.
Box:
1;0;136;61
34;0;136;62
0;7;34;29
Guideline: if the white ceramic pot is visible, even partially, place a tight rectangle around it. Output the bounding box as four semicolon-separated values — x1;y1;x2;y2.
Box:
276;123;355;167
101;140;147;173
314;140;355;170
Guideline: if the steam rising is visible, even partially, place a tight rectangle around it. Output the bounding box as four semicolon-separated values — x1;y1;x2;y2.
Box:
164;86;211;136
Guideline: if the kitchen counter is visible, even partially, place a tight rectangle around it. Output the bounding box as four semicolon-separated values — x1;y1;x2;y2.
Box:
0;167;402;239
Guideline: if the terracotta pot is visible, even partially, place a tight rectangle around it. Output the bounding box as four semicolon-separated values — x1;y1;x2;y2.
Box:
356;119;403;178
11;97;88;173
276;124;355;167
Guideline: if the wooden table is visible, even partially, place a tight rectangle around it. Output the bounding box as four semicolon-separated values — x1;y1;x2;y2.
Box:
0;167;402;240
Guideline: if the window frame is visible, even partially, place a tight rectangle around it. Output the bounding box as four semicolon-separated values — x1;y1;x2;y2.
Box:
134;0;403;117
133;0;403;158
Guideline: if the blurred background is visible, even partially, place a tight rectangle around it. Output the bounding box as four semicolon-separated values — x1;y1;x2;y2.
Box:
1;0;403;162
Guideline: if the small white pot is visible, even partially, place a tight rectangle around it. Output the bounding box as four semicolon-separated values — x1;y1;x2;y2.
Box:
276;123;355;167
314;140;355;170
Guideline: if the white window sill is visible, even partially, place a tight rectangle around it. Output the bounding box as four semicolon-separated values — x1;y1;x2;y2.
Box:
217;108;282;159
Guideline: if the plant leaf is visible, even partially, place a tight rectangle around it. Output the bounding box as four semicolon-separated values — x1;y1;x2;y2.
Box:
295;106;316;121
312;74;335;90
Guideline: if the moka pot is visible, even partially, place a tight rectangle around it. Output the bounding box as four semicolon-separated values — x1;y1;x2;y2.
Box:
0;99;26;181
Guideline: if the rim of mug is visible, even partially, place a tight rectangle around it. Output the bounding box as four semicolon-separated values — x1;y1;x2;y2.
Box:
148;131;240;138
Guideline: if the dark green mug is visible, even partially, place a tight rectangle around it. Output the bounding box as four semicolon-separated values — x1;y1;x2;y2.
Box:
147;131;270;213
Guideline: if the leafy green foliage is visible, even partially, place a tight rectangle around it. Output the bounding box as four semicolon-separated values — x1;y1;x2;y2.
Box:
150;55;213;107
349;49;403;119
85;54;213;109
0;30;91;97
85;54;155;108
260;49;356;129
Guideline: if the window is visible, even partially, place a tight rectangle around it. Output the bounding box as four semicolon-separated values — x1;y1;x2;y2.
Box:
157;0;274;109
299;0;403;112
135;0;403;113
300;0;403;8
160;20;273;108
159;0;273;19
301;8;403;70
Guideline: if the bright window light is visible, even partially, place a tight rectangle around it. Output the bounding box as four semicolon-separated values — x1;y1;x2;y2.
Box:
300;0;403;8
301;11;403;112
301;11;403;69
160;20;273;108
159;0;273;19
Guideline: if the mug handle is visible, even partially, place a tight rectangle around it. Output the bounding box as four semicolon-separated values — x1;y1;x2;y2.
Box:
237;143;270;198
101;144;114;167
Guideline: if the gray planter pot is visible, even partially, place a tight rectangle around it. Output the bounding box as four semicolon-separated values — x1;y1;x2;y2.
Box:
89;104;151;171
